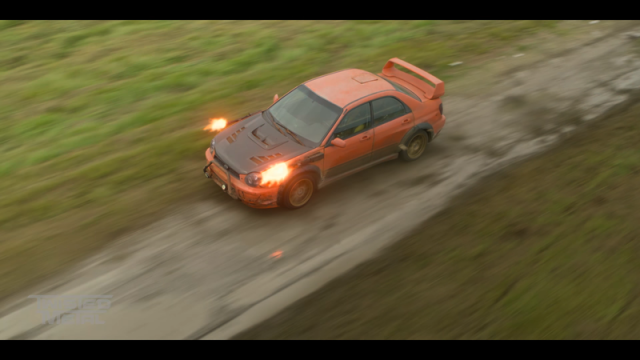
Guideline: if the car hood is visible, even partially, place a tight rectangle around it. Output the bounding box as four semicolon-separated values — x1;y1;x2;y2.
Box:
213;112;310;174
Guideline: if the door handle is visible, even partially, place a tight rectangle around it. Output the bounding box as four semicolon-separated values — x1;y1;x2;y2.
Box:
360;134;370;141
402;118;411;124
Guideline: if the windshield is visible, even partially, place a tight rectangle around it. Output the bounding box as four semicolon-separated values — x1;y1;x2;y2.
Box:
266;85;342;144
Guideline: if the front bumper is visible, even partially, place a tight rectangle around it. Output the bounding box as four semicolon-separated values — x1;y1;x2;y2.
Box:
204;148;279;208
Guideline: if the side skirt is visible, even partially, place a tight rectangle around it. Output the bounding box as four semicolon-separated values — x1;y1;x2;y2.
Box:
318;153;399;189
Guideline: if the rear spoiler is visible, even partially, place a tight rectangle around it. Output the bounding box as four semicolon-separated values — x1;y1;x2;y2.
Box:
381;58;444;100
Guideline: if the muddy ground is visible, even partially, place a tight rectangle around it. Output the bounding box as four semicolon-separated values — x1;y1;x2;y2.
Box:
1;21;640;339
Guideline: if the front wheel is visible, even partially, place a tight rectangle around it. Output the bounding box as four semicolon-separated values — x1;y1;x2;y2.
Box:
400;130;428;161
282;173;316;209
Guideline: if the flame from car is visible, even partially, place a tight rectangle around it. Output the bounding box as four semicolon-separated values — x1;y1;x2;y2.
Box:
204;118;227;132
260;162;289;186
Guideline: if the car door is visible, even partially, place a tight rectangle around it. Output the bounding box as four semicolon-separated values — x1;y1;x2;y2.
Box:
323;103;373;179
370;96;414;161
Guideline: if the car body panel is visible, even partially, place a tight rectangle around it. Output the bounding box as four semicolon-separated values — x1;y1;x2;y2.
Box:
214;112;310;175
324;128;373;179
304;69;395;108
203;58;446;209
206;148;281;208
370;95;416;161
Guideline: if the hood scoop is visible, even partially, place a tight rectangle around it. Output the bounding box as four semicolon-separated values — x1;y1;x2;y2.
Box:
249;124;287;150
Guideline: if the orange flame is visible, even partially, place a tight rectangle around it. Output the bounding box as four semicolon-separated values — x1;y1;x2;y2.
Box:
204;118;227;132
260;162;289;186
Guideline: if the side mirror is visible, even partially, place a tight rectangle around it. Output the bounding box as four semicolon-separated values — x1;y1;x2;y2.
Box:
331;138;346;148
273;94;279;103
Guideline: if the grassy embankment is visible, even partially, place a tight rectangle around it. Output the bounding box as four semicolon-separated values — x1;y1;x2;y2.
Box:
0;20;565;300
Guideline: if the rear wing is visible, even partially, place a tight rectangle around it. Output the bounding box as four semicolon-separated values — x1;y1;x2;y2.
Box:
381;58;444;100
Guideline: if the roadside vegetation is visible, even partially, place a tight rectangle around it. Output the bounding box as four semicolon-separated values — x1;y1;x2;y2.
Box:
236;101;640;339
1;20;577;300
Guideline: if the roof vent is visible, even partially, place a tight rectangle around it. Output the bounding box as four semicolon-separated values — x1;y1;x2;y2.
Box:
352;73;378;84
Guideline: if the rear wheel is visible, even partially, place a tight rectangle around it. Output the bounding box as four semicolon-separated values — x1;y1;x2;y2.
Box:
401;130;428;161
282;173;316;209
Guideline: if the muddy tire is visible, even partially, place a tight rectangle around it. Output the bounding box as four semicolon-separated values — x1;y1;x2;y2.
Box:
282;173;317;209
400;130;428;161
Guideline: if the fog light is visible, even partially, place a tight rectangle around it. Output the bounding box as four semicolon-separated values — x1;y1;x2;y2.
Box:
221;184;227;191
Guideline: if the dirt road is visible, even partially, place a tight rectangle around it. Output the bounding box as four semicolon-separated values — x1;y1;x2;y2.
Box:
2;23;640;339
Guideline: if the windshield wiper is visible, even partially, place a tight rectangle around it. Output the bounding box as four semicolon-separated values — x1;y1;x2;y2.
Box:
265;111;286;136
276;121;304;146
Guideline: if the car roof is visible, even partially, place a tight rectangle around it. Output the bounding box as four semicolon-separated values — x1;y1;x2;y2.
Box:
304;69;395;108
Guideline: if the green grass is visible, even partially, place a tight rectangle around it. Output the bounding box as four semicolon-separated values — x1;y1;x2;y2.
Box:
0;20;569;300
235;101;640;340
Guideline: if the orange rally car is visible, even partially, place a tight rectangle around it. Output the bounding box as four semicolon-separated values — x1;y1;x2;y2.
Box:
203;58;446;209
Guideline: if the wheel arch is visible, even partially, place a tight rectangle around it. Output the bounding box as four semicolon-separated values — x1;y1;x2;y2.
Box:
277;164;322;207
401;123;434;147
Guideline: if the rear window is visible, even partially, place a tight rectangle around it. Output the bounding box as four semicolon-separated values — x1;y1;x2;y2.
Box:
384;78;421;102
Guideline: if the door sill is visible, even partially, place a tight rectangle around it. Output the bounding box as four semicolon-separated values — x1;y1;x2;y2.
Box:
318;153;399;189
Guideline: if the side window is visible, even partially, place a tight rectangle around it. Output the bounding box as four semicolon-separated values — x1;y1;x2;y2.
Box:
333;103;371;140
371;97;408;127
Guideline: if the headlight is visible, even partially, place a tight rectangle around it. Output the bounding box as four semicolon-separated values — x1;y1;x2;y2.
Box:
210;138;216;151
260;163;289;186
245;163;290;188
245;172;262;187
